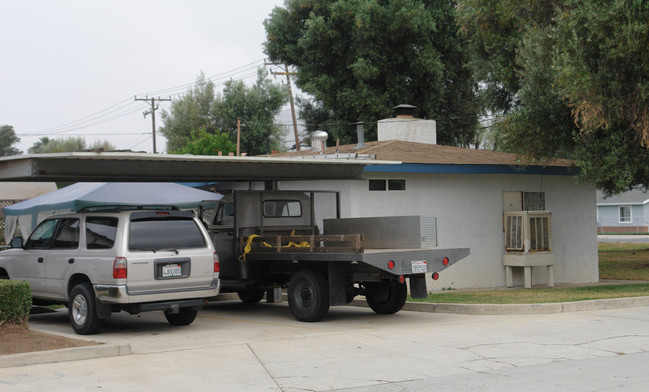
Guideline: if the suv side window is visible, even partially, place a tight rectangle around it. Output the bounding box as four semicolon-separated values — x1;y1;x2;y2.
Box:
53;218;80;249
25;219;58;249
86;217;118;249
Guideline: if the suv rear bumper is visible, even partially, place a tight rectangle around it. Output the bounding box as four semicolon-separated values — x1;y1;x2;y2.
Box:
93;279;220;303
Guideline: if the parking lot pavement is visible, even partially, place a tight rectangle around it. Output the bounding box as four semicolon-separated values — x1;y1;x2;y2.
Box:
2;300;649;391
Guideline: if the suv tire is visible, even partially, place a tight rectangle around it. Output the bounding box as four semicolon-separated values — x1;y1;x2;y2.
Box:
69;283;103;335
164;307;198;326
237;288;266;304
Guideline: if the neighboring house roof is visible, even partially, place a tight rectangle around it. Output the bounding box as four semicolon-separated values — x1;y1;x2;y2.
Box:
270;140;576;174
597;189;649;206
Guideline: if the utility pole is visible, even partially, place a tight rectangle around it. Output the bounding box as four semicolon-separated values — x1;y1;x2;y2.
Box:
236;117;241;156
267;62;300;151
135;96;171;153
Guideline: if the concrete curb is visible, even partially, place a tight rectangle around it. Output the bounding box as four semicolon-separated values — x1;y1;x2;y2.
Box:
0;343;132;369
349;296;649;315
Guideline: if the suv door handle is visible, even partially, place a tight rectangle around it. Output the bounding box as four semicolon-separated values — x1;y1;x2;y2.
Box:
37;257;44;263
68;258;75;264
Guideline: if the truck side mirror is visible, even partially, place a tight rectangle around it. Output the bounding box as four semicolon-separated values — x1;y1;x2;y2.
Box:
10;237;23;249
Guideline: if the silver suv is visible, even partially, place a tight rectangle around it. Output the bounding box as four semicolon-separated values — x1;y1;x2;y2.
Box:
0;207;220;334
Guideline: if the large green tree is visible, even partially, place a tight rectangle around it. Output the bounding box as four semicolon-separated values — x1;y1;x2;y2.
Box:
159;73;218;153
457;0;649;194
176;128;236;156
0;125;22;156
161;69;288;155
264;0;480;147
28;137;115;153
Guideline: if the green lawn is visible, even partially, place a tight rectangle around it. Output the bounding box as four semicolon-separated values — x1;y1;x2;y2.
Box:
598;242;649;280
412;242;649;304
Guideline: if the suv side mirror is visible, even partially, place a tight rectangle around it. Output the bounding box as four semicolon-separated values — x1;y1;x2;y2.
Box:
10;237;23;249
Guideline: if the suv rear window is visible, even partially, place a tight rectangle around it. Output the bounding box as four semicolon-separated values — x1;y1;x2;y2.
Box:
128;219;206;250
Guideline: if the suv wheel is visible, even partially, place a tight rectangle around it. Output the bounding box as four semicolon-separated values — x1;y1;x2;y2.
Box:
164;307;198;326
69;283;103;335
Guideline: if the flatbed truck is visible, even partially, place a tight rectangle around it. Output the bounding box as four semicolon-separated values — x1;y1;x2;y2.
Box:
205;190;469;321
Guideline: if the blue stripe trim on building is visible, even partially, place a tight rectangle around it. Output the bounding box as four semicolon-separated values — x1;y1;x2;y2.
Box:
363;163;578;176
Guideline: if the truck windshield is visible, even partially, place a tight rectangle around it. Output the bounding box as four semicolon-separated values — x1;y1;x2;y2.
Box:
128;219;206;250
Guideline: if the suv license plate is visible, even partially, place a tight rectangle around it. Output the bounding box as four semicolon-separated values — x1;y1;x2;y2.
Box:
411;260;427;273
162;264;182;277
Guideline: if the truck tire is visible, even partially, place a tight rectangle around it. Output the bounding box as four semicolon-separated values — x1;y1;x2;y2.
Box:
69;283;103;335
164;307;198;326
237;289;266;304
288;270;329;322
366;281;408;315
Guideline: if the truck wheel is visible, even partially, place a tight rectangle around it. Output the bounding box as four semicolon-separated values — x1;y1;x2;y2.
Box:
69;283;103;335
164;307;198;326
288;270;329;322
237;289;266;304
366;281;407;315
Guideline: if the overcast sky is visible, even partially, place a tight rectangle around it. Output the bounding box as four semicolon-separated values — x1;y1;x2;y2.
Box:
0;0;287;153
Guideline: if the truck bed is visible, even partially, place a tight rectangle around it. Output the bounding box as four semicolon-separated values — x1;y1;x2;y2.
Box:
240;234;469;275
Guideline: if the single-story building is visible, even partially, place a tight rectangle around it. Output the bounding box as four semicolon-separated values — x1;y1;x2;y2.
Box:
270;113;598;289
597;189;649;234
0;116;598;289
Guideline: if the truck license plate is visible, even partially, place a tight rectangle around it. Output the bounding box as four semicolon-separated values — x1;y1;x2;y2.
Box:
162;264;182;277
411;260;427;273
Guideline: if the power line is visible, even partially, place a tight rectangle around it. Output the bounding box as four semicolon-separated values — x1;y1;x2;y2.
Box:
15;60;269;139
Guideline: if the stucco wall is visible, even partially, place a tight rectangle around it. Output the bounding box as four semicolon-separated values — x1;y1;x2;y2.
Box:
279;172;598;289
0;182;57;199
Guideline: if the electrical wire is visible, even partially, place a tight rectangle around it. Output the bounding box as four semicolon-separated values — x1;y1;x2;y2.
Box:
15;60;268;138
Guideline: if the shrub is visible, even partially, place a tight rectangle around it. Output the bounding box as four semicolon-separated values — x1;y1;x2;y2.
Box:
0;280;32;326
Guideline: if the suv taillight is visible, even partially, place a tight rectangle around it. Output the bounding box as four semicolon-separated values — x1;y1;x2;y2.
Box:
214;252;220;273
113;257;127;279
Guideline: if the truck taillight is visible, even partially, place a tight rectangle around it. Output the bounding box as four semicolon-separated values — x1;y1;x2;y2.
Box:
432;272;439;280
388;260;395;270
113;257;127;279
442;257;449;266
214;252;220;273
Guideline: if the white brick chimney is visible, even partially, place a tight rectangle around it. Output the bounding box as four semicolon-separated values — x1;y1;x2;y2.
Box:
377;104;436;145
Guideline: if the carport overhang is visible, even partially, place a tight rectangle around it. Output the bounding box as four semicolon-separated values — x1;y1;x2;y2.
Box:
0;152;401;182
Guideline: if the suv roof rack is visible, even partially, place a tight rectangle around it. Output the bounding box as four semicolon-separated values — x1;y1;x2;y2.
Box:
77;205;180;213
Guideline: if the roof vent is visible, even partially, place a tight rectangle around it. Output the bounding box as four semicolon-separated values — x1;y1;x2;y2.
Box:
394;104;417;118
310;130;328;152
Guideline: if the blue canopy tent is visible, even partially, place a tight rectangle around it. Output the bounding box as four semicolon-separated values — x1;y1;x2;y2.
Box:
3;182;221;244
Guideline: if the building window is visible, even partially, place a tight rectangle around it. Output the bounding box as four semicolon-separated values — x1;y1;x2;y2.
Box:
619;206;632;223
388;179;406;191
369;179;406;191
523;192;545;211
369;179;387;191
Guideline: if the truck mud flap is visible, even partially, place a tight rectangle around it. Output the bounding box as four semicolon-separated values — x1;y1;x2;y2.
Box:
409;275;427;299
